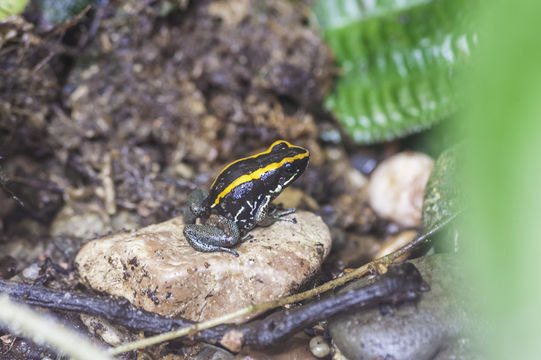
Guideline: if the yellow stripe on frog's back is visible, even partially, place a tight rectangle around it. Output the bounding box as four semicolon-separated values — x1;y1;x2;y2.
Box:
210;140;300;189
210;147;309;207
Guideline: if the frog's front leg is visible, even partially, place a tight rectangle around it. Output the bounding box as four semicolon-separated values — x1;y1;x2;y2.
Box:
183;215;242;257
182;189;209;224
254;196;297;227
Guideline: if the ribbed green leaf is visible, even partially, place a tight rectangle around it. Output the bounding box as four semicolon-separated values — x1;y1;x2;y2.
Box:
314;0;474;144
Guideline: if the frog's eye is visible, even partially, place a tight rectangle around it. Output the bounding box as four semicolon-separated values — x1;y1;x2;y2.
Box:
270;141;290;153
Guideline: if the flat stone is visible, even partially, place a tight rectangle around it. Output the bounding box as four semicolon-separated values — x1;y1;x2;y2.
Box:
328;254;480;360
75;211;331;322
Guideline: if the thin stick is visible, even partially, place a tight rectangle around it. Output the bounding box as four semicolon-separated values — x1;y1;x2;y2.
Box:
110;211;459;355
0;294;112;360
0;279;196;333
109;307;250;355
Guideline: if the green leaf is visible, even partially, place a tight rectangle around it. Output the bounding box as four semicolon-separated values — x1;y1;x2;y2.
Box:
422;144;463;252
462;1;541;357
0;0;30;19
313;0;474;144
423;144;462;231
40;0;94;24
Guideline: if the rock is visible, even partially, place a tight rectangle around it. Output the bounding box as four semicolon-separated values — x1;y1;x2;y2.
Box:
207;0;250;27
75;211;331;322
0;256;17;279
236;333;316;360
80;314;134;346
368;151;434;227
374;230;417;261
274;187;319;211
309;335;331;358
20;263;40;282
51;202;111;239
51;202;141;240
328;254;478;360
193;344;234;360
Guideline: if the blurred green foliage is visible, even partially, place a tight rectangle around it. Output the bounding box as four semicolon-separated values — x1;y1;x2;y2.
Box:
313;0;473;144
39;0;94;24
463;1;541;358
0;0;30;19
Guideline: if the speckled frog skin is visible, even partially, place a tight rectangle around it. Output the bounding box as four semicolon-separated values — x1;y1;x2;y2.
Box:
183;140;309;256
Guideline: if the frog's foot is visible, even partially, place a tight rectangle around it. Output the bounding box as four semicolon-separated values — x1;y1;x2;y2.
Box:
270;207;298;224
241;234;254;243
273;207;296;218
282;216;297;224
208;246;239;257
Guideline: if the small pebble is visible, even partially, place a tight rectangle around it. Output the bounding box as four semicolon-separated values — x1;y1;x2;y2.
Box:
21;263;40;281
374;230;418;261
194;344;234;360
50;202;111;239
80;315;130;346
368;151;434;227
0;256;18;279
310;335;330;358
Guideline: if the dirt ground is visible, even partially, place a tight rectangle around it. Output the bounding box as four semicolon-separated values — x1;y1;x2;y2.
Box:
0;0;398;358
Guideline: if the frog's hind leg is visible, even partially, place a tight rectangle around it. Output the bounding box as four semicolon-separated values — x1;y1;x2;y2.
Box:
183;223;240;257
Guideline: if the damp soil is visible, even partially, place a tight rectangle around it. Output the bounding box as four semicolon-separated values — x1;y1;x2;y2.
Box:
0;1;402;358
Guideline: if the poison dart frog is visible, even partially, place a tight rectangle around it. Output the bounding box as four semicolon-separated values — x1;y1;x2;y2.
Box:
183;140;310;256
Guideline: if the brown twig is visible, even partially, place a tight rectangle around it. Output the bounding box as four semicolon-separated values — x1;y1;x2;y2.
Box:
231;262;426;349
0;280;201;335
0;262;426;355
108;262;426;355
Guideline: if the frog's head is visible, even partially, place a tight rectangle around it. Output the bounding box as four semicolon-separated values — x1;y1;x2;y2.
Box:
268;140;310;185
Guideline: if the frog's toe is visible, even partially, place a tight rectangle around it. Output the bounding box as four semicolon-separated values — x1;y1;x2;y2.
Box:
277;215;296;223
270;207;297;223
274;207;296;217
219;247;240;257
241;234;254;243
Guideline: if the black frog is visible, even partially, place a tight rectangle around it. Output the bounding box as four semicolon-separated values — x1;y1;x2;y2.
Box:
183;140;310;256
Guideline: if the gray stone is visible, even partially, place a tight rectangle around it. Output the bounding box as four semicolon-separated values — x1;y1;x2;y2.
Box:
329;254;479;360
193;344;234;360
